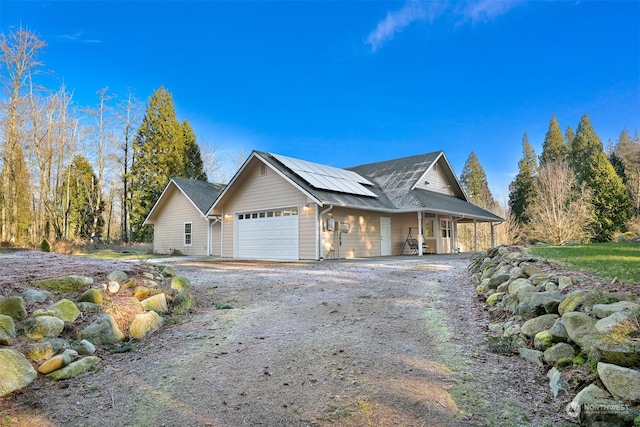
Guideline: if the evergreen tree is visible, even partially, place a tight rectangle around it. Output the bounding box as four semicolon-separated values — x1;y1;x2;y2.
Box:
539;114;566;166
62;155;104;240
182;119;207;181
568;115;631;241
509;133;538;225
460;151;496;210
129;87;207;241
565;125;575;147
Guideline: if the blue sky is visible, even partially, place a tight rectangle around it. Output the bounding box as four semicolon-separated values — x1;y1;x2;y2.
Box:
1;1;639;197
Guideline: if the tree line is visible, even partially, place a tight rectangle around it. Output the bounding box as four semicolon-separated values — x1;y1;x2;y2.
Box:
0;27;235;247
2;27;637;250
455;114;638;249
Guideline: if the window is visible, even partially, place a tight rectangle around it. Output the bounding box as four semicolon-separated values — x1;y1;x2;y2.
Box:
184;222;192;246
440;219;451;238
423;219;434;237
260;164;267;175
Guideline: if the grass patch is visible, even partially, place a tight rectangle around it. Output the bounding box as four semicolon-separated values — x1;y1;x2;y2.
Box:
526;242;640;282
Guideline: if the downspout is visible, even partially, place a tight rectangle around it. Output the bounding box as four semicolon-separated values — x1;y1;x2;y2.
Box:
319;205;334;260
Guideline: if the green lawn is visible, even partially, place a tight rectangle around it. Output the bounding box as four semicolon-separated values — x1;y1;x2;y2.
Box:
526;242;640;283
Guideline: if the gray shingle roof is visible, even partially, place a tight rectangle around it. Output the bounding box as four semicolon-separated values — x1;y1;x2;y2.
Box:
172;178;225;215
258;151;503;222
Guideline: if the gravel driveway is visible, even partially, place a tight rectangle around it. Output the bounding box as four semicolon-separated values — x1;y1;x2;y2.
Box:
4;254;564;426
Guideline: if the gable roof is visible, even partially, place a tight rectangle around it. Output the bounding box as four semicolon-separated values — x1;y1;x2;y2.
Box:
144;178;226;225
209;150;503;223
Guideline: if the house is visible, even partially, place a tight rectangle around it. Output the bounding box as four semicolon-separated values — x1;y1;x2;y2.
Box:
204;150;503;260
143;177;225;256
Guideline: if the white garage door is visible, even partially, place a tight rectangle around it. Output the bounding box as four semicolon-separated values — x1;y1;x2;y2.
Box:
236;207;299;260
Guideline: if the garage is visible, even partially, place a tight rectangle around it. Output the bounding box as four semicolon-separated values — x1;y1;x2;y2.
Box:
235;207;299;260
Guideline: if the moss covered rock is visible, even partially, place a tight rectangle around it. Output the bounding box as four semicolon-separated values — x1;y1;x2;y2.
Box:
0;296;27;321
78;288;104;305
31;275;93;293
48;298;81;322
0;314;16;345
23;316;65;339
46;356;101;381
0;348;37;397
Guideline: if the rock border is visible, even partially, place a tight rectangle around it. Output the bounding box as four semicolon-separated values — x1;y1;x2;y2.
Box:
0;262;194;397
469;245;640;426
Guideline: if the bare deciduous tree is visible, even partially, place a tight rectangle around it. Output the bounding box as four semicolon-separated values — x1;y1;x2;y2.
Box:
525;162;595;245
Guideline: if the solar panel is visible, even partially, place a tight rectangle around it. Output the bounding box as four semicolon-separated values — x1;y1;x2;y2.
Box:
273;154;378;198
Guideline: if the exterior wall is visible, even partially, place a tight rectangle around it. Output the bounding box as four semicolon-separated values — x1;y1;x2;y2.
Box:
210;220;222;257
219;158;316;260
151;185;209;256
318;208;458;259
414;158;456;196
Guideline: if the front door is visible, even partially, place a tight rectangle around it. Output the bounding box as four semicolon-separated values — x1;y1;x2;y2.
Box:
380;216;392;256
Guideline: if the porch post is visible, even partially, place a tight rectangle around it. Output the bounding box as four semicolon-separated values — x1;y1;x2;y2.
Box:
207;218;211;256
474;219;478;252
434;214;440;254
417;212;423;256
490;222;495;248
450;218;456;253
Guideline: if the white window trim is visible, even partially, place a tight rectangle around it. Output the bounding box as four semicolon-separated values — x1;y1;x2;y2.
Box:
184;222;193;246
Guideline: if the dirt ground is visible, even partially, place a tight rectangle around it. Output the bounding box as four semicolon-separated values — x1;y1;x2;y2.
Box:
0;250;572;427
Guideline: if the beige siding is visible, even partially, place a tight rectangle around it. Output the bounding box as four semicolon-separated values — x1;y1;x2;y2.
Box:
151;185;209;256
414;159;455;196
219;158;316;259
210;221;222;257
321;210;453;257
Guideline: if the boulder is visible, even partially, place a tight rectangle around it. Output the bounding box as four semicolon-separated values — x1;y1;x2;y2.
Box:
595;341;640;368
543;282;559;292
21;289;50;304
557;276;574;290
78;288;104;305
487;274;510;290
486;292;504;306
74;339;96;355
46;356;101;381
547;367;568;398
597;362;640;402
579;398;639;427
24;338;69;361
558;290;590;315
133;286;151;300
0;296;27;321
141;293;169;314
521;291;565;315
0;314;16;345
37;349;78;374
23;315;65;339
172;290;195;315
544;342;576;365
122;278;138;289
79;314;125;346
0;348;38;397
518;348;544;367
48;298;81;322
562;312;598;347
533;330;554;351
593;301;640;319
171;276;191;292
595;311;638;335
31;275;93;293
160;265;176;278
107;270;128;283
572;383;611;406
129;311;163;339
521;314;559;338
107;281;120;293
549;318;570;343
529;273;548;286
76;302;102;313
508;278;536;300
509;266;524;280
521;263;544;277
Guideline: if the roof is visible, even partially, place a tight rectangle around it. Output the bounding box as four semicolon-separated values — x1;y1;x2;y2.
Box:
144;178;226;225
211;150;504;223
172;178;226;215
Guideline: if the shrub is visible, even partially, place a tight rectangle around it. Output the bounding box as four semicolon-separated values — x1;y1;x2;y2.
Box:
40;239;51;252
